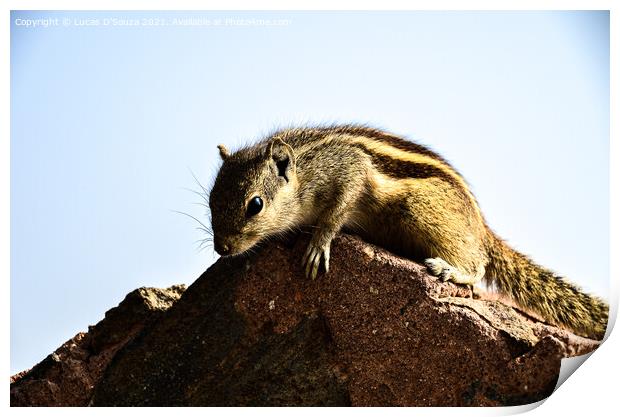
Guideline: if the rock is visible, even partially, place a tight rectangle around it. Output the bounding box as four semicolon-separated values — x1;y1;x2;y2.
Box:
10;285;186;406
11;234;599;406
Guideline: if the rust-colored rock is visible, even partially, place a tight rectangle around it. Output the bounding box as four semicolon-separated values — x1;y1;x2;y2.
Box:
10;285;186;406
11;234;599;406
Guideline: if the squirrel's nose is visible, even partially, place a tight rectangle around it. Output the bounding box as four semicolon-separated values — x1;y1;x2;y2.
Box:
214;238;231;256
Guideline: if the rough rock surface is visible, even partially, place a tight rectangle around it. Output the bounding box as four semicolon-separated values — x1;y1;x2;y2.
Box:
10;285;186;406
11;234;600;406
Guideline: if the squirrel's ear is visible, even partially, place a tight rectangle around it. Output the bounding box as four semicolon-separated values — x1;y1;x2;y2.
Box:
217;144;231;160
268;138;296;182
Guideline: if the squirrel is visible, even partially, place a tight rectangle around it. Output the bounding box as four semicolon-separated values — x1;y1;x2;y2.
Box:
208;124;609;340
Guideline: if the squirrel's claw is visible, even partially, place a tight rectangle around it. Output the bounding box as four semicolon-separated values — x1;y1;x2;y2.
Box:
302;241;330;280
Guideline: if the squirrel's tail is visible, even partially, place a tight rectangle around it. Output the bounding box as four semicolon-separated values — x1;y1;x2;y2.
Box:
485;231;608;340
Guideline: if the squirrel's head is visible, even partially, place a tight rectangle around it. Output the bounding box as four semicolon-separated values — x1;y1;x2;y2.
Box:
209;138;298;256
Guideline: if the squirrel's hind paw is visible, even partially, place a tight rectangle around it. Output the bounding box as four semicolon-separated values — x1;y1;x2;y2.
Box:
425;257;450;279
424;257;479;286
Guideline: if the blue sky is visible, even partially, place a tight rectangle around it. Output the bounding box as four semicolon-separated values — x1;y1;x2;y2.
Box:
10;10;609;373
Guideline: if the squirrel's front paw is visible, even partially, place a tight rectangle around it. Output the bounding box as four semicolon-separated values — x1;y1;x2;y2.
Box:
302;240;331;280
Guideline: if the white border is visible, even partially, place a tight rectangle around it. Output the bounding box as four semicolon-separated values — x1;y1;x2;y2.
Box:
0;0;618;10
3;1;618;415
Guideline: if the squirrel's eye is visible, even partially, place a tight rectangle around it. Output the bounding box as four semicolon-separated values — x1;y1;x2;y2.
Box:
246;196;263;216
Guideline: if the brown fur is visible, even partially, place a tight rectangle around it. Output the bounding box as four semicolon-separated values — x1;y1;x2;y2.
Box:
209;124;609;340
